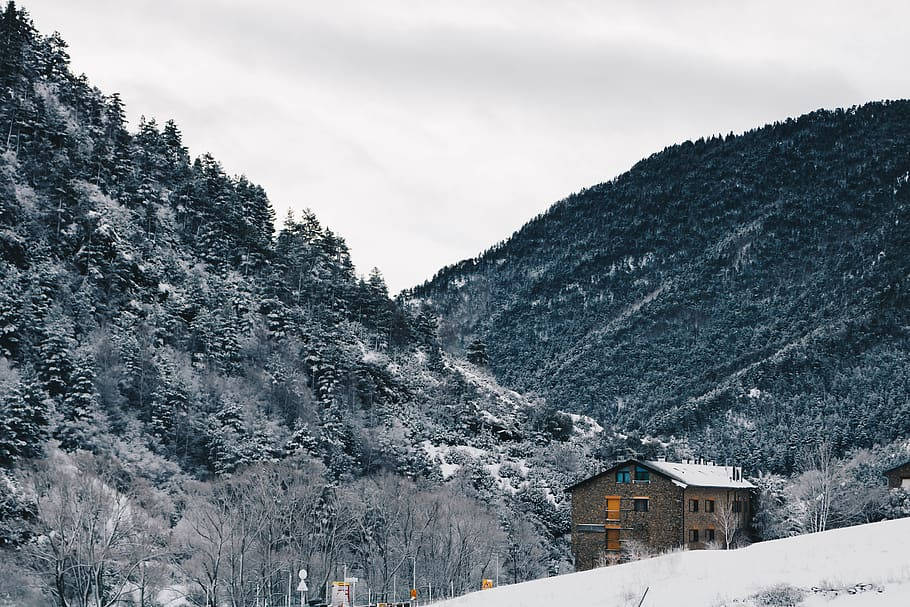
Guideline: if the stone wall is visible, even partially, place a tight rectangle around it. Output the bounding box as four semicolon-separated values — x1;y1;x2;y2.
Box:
681;487;751;549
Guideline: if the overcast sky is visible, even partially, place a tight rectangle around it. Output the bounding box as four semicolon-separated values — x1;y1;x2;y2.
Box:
24;1;910;291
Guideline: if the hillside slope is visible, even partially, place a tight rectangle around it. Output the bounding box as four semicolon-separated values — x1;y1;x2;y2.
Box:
436;518;910;607
409;102;910;472
0;3;604;598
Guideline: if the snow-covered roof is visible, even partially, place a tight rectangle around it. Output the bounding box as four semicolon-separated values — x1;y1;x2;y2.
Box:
641;460;755;489
566;458;755;491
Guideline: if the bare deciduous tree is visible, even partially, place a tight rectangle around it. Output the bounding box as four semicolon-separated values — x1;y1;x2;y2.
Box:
711;493;746;550
24;452;166;607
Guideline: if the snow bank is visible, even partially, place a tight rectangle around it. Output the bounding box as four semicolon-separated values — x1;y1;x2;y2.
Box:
433;518;910;607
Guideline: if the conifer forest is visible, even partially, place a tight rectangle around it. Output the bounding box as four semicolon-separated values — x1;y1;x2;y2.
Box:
0;3;908;606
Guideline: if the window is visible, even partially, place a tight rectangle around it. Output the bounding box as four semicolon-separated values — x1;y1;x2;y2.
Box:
732;500;743;513
606;496;620;521
705;528;715;542
705;499;715;513
616;467;631;483
633;498;649;512
634;465;650;482
688;499;699;512
577;524;606;533
688;529;699;543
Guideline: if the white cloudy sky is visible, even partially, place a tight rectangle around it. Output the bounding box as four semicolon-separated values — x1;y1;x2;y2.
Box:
24;1;910;291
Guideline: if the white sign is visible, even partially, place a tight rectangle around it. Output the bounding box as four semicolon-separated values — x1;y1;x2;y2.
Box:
330;582;351;607
297;581;308;592
298;569;308;580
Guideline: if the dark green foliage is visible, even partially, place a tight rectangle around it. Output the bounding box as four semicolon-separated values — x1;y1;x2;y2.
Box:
0;2;435;482
0;377;48;464
56;353;104;451
528;400;573;441
466;338;488;366
411;102;910;473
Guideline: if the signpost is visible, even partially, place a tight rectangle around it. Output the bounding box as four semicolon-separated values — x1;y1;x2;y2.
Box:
330;581;352;607
297;569;307;607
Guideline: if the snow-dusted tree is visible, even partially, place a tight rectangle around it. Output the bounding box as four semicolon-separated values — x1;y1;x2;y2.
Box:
56;352;106;452
173;481;232;607
792;440;837;533
711;494;748;549
882;488;910;520
0;265;22;358
751;472;801;540
24;452;167;607
466;339;488;366
38;308;75;400
285;420;319;457
503;515;548;583
0;372;49;463
205;397;249;475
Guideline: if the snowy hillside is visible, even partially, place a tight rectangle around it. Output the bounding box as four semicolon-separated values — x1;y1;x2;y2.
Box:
434;518;910;607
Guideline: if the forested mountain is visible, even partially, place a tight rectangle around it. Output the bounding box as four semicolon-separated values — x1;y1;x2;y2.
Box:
0;4;597;604
1;3;909;605
409;100;910;474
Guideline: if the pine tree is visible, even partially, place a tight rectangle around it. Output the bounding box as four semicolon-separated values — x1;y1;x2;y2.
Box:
149;374;188;446
466;339;488;366
102;92;133;191
0;267;22;358
367;267;388;297
206;397;249;475
57;353;103;451
0;1;36;91
285;420;319;457
37;310;74;399
0;378;48;464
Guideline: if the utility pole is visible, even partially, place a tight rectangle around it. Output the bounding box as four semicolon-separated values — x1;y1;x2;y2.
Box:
495;555;499;587
410;556;417;605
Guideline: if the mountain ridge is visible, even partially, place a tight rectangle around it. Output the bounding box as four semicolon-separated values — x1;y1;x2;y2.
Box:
409;100;910;472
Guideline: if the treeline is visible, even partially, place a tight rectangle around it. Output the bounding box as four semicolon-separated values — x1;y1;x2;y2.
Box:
752;439;910;540
1;448;506;606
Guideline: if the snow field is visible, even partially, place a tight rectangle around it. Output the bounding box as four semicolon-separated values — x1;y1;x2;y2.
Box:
432;518;910;607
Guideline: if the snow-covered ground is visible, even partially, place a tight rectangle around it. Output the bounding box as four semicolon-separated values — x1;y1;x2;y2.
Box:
432;518;910;607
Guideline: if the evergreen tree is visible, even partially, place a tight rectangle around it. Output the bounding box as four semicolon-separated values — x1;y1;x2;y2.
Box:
367;267;388;297
206;397;249;475
0;377;49;464
148;371;188;446
0;267;22;358
57;353;103;451
466;339;488;366
285;420;319;457
37;310;74;399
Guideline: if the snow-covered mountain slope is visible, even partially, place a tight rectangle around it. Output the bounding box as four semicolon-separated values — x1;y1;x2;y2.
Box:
434;518;910;607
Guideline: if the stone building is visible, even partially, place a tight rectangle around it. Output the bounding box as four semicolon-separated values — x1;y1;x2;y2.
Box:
884;461;910;489
567;459;754;570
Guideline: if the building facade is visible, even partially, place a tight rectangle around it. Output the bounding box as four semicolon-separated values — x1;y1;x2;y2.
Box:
567;459;754;571
884;461;910;489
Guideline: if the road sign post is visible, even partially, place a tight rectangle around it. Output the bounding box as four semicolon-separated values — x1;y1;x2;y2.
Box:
297;569;308;607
